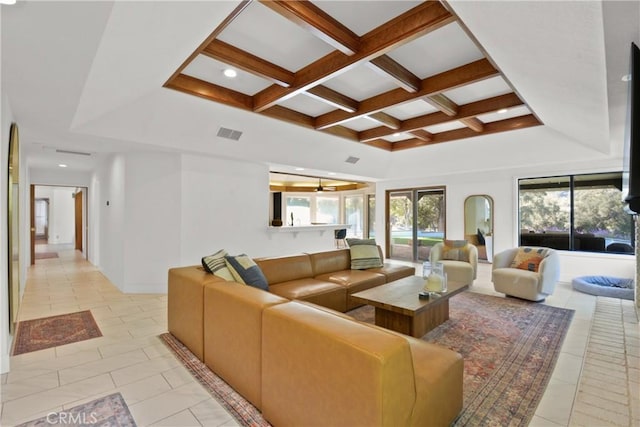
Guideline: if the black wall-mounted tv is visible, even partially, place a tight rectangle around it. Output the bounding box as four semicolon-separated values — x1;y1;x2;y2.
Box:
623;42;640;214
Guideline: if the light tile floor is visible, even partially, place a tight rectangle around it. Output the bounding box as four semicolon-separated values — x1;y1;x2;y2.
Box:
0;250;637;426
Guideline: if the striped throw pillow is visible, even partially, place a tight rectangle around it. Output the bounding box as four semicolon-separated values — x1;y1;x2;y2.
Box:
347;238;383;270
201;249;234;281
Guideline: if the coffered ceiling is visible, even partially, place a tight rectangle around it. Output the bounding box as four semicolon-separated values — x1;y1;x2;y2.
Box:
165;0;541;152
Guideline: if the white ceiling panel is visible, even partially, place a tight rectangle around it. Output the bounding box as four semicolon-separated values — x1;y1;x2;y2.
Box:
218;2;334;72
425;121;466;134
343;117;380;132
182;55;271;95
387;22;484;79
443;76;513;105
382;132;413;142
324;64;398;101
384;99;438;120
313;1;421;36
280;93;337;117
476;105;531;123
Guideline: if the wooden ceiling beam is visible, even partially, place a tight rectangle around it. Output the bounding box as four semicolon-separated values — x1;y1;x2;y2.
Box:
305;86;359;113
260;105;359;141
358;92;523;142
165;74;253;110
202;40;294;87
459;117;485;132
362;139;393;151
409;129;433;142
423;93;458;116
391;114;541;151
368;55;421;92
253;1;454;112
367;112;401;129
316;58;497;129
259;0;360;55
164;0;251;86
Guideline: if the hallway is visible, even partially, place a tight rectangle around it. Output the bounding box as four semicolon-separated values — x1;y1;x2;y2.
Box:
1;250;237;426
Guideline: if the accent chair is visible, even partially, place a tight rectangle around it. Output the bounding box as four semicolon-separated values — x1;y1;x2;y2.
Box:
492;247;560;302
429;240;478;284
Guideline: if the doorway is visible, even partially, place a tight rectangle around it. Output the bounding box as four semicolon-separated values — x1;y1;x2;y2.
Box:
30;185;88;264
386;187;446;262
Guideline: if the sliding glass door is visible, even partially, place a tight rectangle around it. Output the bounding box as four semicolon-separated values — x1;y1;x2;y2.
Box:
387;187;445;261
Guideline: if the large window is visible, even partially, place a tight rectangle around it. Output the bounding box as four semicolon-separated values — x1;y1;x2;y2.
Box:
519;173;634;254
282;192;367;238
344;195;364;238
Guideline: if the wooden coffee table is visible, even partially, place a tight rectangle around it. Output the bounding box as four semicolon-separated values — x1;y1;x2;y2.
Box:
351;276;468;338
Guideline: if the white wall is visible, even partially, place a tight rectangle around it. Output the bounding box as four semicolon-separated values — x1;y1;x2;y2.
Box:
376;157;636;282
123;152;181;293
97;154;126;289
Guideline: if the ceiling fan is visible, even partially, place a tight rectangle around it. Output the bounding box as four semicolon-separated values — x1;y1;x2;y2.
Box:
316;178;336;192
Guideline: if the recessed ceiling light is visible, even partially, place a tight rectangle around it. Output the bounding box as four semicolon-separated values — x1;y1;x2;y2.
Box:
622;74;632;82
295;167;305;171
0;0;17;5
497;108;508;114
393;132;401;137
223;68;237;78
328;172;336;176
58;164;68;168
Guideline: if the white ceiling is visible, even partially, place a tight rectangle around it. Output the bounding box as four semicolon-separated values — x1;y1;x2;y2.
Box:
2;1;638;181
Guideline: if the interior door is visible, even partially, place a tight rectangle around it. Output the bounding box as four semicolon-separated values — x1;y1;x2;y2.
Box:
75;190;83;251
30;185;35;265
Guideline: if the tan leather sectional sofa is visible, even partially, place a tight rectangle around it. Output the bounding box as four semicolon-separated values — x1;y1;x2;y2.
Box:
167;248;464;426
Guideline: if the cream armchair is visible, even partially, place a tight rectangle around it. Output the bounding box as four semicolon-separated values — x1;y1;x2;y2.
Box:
492;247;560;302
429;241;478;284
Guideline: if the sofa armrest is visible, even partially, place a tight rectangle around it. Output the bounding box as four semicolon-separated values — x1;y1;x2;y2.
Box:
167;265;224;361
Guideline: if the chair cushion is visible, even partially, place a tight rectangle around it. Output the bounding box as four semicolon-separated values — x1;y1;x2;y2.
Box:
225;254;269;290
441;240;470;262
201;249;234;281
346;238;383;269
510;247;548;272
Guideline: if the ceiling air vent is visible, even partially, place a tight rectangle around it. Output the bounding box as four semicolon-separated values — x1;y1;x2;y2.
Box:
216;127;243;141
55;149;92;156
345;156;360;164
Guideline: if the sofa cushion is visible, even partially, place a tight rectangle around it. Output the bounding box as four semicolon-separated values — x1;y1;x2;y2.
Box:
201;249;234;281
269;279;347;312
441;240;471;262
309;249;351;276
225;254;269;290
510;247;548;272
346;238;383;269
254;254;314;284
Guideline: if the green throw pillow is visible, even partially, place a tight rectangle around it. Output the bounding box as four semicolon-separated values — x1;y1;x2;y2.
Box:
224;254;269;291
346;238;383;270
201;249;234;281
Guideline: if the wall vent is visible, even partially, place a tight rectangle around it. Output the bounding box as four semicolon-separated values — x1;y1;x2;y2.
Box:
55;149;92;156
345;156;360;164
217;127;243;141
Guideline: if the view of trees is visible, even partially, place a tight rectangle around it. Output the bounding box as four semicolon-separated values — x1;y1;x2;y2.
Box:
520;187;632;239
389;192;444;232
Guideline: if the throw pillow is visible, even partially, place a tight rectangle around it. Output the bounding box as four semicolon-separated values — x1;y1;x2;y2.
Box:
224;254;269;291
477;229;486;246
510;247;548;272
201;249;234;281
346;238;383;269
441;240;470;262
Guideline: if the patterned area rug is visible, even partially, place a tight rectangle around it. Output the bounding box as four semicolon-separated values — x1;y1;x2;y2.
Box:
16;392;136;427
351;291;575;426
160;333;270;426
12;310;102;355
34;251;58;259
161;291;573;427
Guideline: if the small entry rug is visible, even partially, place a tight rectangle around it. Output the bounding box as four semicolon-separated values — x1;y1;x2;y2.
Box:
34;251;58;259
161;291;574;427
12;310;102;355
16;392;136;427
